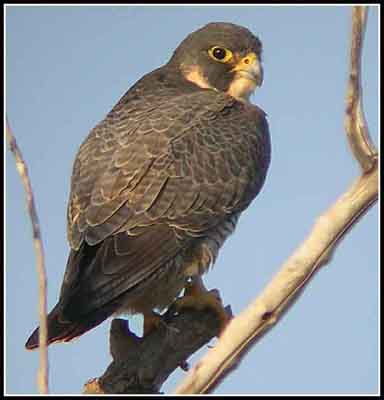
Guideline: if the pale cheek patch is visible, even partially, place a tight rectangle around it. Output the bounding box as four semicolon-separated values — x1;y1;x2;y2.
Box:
182;65;213;90
227;76;257;103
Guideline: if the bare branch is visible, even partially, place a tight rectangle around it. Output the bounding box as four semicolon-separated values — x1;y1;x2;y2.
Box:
174;5;378;394
174;169;377;394
6;117;49;394
83;300;229;394
345;6;378;172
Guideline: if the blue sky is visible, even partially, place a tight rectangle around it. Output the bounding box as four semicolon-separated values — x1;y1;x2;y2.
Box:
5;5;378;395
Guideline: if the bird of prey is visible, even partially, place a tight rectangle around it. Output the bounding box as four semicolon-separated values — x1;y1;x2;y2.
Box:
25;22;271;350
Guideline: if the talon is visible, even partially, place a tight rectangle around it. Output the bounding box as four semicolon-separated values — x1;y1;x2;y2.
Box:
174;276;231;335
179;360;190;371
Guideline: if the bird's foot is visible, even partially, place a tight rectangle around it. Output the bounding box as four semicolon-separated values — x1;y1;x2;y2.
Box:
173;276;231;335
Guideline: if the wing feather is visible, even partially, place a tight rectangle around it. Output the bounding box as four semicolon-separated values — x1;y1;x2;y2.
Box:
61;224;187;319
65;88;270;308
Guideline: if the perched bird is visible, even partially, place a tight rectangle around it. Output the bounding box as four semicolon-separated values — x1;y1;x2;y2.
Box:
25;22;271;350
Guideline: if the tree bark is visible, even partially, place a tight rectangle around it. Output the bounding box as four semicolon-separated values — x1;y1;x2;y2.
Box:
83;297;231;394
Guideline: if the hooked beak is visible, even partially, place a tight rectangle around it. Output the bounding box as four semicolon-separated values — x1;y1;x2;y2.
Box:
231;52;263;87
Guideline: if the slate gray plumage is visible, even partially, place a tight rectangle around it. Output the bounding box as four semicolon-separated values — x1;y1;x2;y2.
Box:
26;22;271;349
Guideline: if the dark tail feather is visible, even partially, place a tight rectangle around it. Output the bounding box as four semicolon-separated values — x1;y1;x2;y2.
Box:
25;303;116;350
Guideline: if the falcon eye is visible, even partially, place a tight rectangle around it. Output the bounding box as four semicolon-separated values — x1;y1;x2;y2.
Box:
208;46;233;63
212;47;226;60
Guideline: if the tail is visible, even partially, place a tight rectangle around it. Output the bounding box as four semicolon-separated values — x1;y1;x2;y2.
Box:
25;303;116;350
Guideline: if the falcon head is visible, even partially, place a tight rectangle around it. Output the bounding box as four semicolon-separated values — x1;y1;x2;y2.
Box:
169;22;263;102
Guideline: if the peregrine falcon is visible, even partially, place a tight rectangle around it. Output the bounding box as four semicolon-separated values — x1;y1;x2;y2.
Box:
25;22;271;349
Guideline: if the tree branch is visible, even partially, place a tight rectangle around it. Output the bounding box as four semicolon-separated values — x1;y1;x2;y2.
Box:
6;117;49;394
83;297;231;394
174;5;378;394
174;170;377;394
345;6;378;172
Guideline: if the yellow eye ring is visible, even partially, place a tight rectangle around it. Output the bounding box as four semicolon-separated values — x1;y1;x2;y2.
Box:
208;46;233;63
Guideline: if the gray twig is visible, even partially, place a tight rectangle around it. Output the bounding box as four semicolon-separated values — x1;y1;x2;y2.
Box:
6;117;49;394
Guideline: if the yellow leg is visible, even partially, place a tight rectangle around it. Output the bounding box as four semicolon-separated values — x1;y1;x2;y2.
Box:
175;276;231;335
